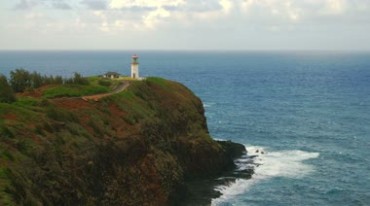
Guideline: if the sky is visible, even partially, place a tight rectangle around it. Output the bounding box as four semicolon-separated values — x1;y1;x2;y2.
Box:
0;0;370;51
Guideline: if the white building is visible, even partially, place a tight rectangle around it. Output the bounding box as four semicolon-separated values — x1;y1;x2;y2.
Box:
131;54;139;79
103;72;120;79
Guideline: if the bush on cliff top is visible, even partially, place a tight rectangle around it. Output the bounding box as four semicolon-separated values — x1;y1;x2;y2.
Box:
0;75;16;103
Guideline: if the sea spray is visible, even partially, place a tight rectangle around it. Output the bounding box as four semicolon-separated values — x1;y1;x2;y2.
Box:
212;146;319;205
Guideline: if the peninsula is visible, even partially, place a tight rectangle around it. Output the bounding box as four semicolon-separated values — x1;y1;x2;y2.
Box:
0;72;247;205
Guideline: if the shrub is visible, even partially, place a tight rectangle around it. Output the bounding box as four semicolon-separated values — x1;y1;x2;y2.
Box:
46;107;79;123
34;125;45;136
98;79;112;87
87;119;103;135
9;69;31;92
0;126;14;139
0;75;16;103
70;73;89;85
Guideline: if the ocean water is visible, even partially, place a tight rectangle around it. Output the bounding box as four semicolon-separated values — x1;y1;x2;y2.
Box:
1;51;370;205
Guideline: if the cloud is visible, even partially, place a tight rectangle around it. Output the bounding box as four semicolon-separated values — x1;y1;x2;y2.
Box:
106;0;184;29
143;7;171;28
109;0;185;9
9;0;370;38
52;1;72;10
238;0;359;24
323;0;348;14
81;0;107;10
163;0;222;12
14;0;72;10
240;1;302;20
73;0;370;33
14;0;39;10
219;0;233;13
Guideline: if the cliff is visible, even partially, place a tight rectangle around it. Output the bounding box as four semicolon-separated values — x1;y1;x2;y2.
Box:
0;77;245;205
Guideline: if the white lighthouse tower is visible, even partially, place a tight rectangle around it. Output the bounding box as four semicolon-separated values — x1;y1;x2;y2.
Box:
131;54;139;79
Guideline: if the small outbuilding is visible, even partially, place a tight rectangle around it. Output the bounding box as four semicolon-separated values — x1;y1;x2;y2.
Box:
103;72;120;79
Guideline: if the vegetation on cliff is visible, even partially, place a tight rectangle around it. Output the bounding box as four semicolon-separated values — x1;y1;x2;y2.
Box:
0;75;16;103
0;76;245;205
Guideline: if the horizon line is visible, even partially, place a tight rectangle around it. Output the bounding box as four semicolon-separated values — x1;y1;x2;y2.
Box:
1;49;370;53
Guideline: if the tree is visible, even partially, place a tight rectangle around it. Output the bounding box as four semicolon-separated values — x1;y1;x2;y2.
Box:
0;74;16;103
10;69;31;92
74;73;89;85
54;76;64;85
30;71;43;89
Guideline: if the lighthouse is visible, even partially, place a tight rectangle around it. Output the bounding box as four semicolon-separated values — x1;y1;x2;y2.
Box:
131;54;139;79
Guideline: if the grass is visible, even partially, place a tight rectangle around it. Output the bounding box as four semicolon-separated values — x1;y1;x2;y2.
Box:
46;106;79;123
43;84;109;98
119;76;142;81
0;148;14;161
13;97;40;107
147;77;168;87
41;76;131;98
108;81;158;123
0;103;40;123
0;126;14;139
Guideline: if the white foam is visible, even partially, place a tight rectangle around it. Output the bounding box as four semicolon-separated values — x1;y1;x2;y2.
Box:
203;102;216;108
212;145;320;205
213;137;226;141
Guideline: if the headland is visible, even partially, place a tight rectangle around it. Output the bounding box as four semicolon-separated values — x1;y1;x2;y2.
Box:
0;73;248;205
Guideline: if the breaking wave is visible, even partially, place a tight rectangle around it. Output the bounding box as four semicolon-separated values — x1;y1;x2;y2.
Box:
212;145;319;205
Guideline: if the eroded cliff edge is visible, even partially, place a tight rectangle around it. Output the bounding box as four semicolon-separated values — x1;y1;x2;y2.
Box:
0;77;245;205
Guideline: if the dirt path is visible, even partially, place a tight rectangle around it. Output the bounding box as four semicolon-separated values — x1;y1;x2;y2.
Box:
82;81;129;101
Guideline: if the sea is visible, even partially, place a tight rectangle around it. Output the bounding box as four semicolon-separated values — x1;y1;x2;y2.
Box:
1;51;370;205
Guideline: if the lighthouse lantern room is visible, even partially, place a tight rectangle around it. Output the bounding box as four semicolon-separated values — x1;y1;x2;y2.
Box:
131;54;139;79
